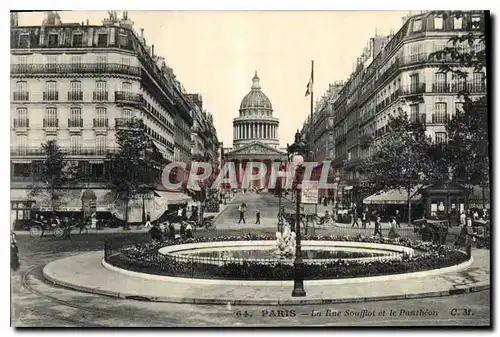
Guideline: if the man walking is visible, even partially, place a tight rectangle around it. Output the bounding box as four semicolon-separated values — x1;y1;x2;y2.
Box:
373;212;383;238
395;209;401;228
238;203;246;224
255;209;261;224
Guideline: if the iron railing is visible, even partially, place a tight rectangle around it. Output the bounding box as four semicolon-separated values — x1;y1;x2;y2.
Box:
67;91;83;101
93;118;109;128
432;114;449;124
13;119;29;128
11;63;141;77
43;91;59;101
115;91;143;104
10;146;120;156
13;91;29;101
43;118;59;128
93;91;109;101
68;118;83;128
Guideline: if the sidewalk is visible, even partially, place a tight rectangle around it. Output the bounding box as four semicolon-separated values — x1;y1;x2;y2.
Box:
43;249;490;305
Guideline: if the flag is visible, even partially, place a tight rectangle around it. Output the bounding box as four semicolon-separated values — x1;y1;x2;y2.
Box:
305;61;314;97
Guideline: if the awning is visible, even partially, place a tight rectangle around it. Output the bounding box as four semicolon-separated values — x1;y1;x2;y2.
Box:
151;139;170;159
155;191;192;205
344;186;353;191
363;185;423;205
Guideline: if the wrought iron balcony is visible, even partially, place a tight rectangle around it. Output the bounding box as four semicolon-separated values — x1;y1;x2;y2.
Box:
401;83;426;96
10;63;141;77
432;83;452;93
431;114;449;124
13;119;29;128
43;91;59;101
13;91;29;101
67;91;83;101
471;83;487;93
115;91;143;104
93;91;109;101
410;113;427;125
93;118;109;128
43;118;59;128
68;118;83;128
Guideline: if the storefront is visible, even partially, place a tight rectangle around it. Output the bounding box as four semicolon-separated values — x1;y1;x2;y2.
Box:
421;183;469;222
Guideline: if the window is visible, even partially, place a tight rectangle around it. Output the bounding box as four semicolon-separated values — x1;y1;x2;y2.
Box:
97;34;108;47
435;132;447;144
17;135;27;154
413;19;422;32
69;107;82;127
410;73;420;91
94;81;107;100
95;107;107;127
46;81;57;93
122;82;132;92
48;34;59;47
471;15;481;30
454;17;463;30
69;81;82;100
45;107;58;127
122;108;132;120
19;34;29;48
15;81;27;93
434;15;443;30
434;72;447;92
70;135;82;155
96;135;107;155
46;55;57;72
119;34;128;47
96;55;107;71
473;72;485;92
433;103;448;124
44;81;58;101
72;33;83;47
15;108;28;128
410;104;420;122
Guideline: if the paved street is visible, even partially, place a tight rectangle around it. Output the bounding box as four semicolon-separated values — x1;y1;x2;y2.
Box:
11;222;490;327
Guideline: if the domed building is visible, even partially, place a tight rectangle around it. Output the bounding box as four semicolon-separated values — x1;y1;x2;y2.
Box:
225;72;287;190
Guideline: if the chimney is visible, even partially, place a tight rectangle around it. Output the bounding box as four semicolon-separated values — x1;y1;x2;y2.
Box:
86;19;89;25
141;28;144;37
151;44;154;57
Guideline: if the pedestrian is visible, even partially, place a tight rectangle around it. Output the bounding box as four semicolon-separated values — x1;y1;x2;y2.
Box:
238;203;247;224
185;222;193;239
460;211;466;226
180;221;186;239
395;209;401;228
465;217;475;259
388;217;400;239
168;222;175;240
473;210;479;220
373;213;383;238
361;210;367;229
255;209;261;224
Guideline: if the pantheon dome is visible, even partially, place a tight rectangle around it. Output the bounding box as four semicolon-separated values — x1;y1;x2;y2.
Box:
233;72;280;149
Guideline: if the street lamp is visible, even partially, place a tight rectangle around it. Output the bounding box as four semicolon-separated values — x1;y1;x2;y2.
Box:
287;130;308;297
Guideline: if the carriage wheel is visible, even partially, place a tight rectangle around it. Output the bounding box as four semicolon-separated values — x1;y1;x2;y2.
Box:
29;225;43;238
53;226;65;238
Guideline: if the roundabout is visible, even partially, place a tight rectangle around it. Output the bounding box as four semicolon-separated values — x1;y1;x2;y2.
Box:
42;235;485;305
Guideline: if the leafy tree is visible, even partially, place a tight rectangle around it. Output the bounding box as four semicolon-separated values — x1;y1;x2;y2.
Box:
446;96;489;191
108;118;156;228
30;140;77;211
365;111;441;225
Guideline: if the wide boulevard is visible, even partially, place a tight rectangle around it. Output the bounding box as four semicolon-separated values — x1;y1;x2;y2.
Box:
11;192;490;327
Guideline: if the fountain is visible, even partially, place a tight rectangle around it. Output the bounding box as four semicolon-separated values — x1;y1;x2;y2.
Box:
274;224;296;258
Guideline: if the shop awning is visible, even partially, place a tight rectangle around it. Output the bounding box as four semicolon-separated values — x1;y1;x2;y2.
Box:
151;139;170;159
363;185;423;205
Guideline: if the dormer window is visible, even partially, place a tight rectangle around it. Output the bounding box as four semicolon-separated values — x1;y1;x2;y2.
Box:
434;15;443;30
97;34;108;47
471;15;481;30
72;33;83;47
48;33;59;47
19;34;29;48
454;17;463;30
412;19;422;32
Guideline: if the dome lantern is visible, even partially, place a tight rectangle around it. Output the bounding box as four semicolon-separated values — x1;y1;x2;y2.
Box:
239;71;273;112
251;71;261;90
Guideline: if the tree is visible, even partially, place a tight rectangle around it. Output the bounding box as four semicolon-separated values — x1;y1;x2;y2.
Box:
30;140;77;211
108;118;156;228
365;111;441;225
446;97;489;195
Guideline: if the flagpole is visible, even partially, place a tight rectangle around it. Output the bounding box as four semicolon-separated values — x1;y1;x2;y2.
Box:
310;60;314;130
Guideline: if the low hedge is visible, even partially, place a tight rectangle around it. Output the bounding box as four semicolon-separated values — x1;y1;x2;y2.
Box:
105;234;469;281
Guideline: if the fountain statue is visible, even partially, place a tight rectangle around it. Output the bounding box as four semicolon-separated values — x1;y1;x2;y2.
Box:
274;224;296;258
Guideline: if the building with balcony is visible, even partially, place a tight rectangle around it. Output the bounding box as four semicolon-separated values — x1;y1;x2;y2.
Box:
10;11;196;225
300;10;486;207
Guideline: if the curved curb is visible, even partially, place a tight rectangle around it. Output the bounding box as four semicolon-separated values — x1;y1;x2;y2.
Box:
42;251;488;306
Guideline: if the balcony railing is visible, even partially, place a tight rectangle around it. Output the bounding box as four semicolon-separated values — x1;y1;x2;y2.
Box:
431;83;452;93
115;91;143;104
410;113;427;125
471;83;487;93
11;146;120;157
93;118;109;128
401;83;426;96
431;114;449;124
400;53;429;67
11;63;141;77
13;119;29;128
93;91;109;101
115;118;137;128
68;91;83;101
43;91;59;101
43;119;59;128
68;118;83;128
13;91;29;101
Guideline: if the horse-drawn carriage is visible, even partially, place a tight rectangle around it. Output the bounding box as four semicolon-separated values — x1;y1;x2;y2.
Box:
413;219;449;244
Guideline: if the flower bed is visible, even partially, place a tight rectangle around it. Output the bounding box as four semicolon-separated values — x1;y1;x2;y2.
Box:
105;234;469;281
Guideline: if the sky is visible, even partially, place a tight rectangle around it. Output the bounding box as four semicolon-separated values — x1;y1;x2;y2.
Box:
18;10;411;148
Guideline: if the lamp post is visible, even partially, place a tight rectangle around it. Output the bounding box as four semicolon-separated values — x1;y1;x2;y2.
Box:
287;130;308;297
277;160;286;234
